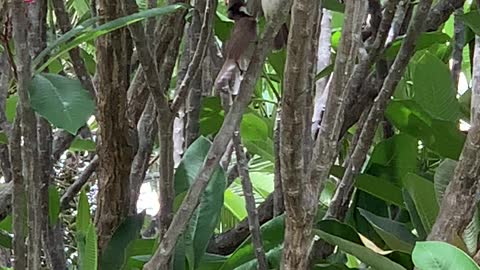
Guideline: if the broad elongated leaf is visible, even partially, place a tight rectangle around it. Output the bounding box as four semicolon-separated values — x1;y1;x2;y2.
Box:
358;209;417;253
83;223;98;270
385;32;450;59
355;174;404;208
100;212;145;270
402;173;439;233
386;100;465;160
220;215;285;270
223;188;247;221
69;138;96;152
403;189;427;240
77;189;91;235
29;73;95;134
366;134;418;185
48;186;60;225
240;111;274;162
410;52;460;122
412;241;480;270
174;137;226;269
0;230;12;249
459;10;480;36
434;159;457;204
313;226;406;270
36;4;187;73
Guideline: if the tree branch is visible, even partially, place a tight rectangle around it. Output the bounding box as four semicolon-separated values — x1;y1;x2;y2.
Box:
60;156;99;210
143;1;292;266
428;34;480;243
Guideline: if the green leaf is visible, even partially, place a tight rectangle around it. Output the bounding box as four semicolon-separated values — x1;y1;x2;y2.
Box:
402;173;439;233
0;215;12;233
69;138;96;152
355;174;404;208
100;212;145;270
358;208;417;253
5;95;17;122
48;186;60;225
458;10;480;36
240;111;274;162
410;52;460;122
385;32;450;59
403;189;427;240
77;189;91;235
322;0;345;12
125;239;156;268
28;73;95;134
434;159;457;204
35;4;187;73
249;172;274;198
83;223;98;270
386;100;465;160
174;137;226;269
366;134;418;185
313;228;407;270
220;215;285;270
412;241;480;270
200;97;224;136
223;188;247;221
0;230;12;249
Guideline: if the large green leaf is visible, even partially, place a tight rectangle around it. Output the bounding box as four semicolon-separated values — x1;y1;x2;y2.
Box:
403;189;427;240
366;134;418;185
220;215;285;270
76;189;91;236
199;97;224;136
48;186;60;225
412;241;480;270
458;10;480;36
385;32;450;59
174;137;226;269
355;174;404;208
410;52;460;122
100;212;145;270
83;223;98;270
69;138;96;152
76;189;94;270
386;100;465;160
313;224;406;270
125;238;156;269
223;188;247;221
0;230;12;249
358;209;417;253
240;111;274;162
402;173;439;234
434;159;457;204
29;73;95;134
35;4;187;73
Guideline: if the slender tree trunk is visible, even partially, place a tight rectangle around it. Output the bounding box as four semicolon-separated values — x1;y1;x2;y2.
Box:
94;0;135;253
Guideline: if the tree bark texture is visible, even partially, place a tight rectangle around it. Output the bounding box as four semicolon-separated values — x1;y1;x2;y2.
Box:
94;0;135;252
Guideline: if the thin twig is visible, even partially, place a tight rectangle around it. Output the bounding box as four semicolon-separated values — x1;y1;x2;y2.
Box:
451;8;464;87
60;156;99;210
222;92;268;270
170;0;215;114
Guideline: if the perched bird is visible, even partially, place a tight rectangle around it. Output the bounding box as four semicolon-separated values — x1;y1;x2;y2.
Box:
215;0;257;94
261;0;289;50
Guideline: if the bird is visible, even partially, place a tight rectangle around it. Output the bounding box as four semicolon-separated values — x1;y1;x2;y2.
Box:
214;0;257;95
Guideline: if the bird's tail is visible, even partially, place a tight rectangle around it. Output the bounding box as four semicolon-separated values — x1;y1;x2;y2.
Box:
214;58;237;91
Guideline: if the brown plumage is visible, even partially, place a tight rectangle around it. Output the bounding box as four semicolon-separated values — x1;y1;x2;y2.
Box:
215;1;257;94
